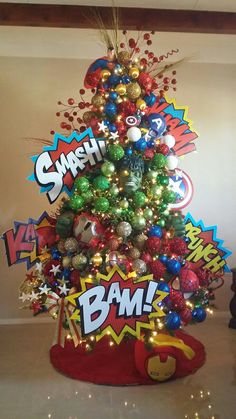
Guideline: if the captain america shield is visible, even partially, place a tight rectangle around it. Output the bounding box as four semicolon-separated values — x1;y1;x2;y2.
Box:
169;169;194;210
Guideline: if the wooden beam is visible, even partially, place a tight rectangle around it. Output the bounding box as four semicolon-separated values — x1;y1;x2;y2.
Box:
0;3;236;34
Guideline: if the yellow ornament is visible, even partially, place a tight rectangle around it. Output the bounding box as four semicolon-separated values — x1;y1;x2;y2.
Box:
126;82;141;101
129;67;140;79
136;98;147;111
82;111;95;123
91;253;103;266
91;94;106;108
115;83;127;96
147;354;176;382
62;256;72;268
117;51;131;66
100;69;111;80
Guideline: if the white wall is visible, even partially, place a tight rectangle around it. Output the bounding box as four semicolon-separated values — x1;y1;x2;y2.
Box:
0;28;235;320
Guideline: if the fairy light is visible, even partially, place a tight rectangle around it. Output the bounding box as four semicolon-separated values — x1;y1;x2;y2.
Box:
67;334;72;340
109;341;114;347
90;336;95;341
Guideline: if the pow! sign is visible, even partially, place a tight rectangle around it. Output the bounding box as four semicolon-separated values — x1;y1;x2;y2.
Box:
29;128;106;204
66;266;169;345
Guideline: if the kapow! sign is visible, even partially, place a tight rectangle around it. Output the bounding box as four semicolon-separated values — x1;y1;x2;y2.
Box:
29;128;106;203
1;212;56;269
184;213;232;273
149;97;198;156
66;265;169;345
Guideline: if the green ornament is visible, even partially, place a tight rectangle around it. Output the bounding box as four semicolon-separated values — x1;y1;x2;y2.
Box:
157;174;169;186
158;202;168;212
146;170;158;181
74;176;90;193
93;175;110;191
101;161;115;176
111;207;122;216
120;199;129;209
94;197;110;212
157;218;166;227
109;184;119;196
162;189;176;204
108;144;124;161
69;195;84;211
143;208;153;220
133;191;147;208
150;185;162;198
132;215;146;230
81;190;93;203
152;153;167;169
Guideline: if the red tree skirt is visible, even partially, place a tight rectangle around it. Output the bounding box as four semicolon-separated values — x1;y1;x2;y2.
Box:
50;330;205;385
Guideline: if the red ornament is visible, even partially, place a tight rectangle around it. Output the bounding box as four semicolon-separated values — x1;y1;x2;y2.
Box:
146;237;161;254
118;101;136;117
169;289;186;311
85;70;101;88
108;238;120;251
170;237;188;255
70;270;82;291
195;268;211;287
160;239;170;255
138;72;154;94
141;252;153;264
144;149;155;159
156;144;169;156
180;308;192;325
179;268;199;294
149;260;166;279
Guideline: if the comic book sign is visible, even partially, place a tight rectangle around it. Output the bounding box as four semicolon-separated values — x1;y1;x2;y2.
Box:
1;212;56;269
169;169;194;210
66;265;169;345
28;128;106;204
149;97;198;156
184;213;231;273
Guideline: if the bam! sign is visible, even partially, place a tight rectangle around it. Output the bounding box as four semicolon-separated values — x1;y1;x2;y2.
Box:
184;213;231;273
66;266;169;344
29;128;106;203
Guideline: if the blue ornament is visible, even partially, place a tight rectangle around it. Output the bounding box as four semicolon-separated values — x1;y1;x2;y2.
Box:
103;83;109;89
144;93;156;107
125;147;133;156
148;225;163;238
108;74;121;86
134;138;147;152
105;102;117;117
147;113;166;137
122;75;131;84
166;259;181;275
147;140;155;148
192;307;206;323
63;268;71;280
157;282;170;293
104;119;110;126
165;312;181;330
51;248;61;260
109;91;118;101
159;255;168;264
109;124;117;133
184;237;191;244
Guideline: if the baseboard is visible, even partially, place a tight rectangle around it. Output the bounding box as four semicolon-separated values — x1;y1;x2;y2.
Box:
0;317;54;325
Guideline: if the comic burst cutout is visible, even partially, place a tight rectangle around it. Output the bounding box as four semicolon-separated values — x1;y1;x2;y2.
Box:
66;265;169;345
169;169;194;210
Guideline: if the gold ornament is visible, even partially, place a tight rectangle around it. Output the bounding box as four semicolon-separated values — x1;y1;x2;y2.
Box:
100;69;111;80
64;237;79;253
62;256;72;268
115;83;127;96
126;82;141;100
136;98;147;111
91;94;106;108
129;67;140;79
134;233;148;250
128;247;141;259
91;253;103;266
117;51;131;66
82;111;96;123
147;355;176;382
72;254;87;269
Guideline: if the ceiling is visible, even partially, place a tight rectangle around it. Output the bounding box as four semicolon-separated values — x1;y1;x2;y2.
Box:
0;0;236;13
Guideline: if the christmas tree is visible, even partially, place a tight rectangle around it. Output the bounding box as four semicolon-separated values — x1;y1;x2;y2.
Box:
17;30;222;384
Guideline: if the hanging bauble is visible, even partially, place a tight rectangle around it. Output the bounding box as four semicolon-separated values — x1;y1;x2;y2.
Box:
72;254;87;269
157;218;166;228
144;93;156;107
159;254;168;264
107;144;124;161
101;161;116;176
152;153;167;169
146;170;158;181
127;126;142;142
117;51;131;66
126;82;142;100
82;111;96;123
141;252;152;264
91;253;103;266
162;134;176;148
157;174;169;186
120;199;129;209
143;208;153;220
148;225;163;238
81;190;94;203
109;74;121;86
180;308;192;325
134;138;147;152
119;243;129;253
93;175;110;191
111;207;122;216
132;259;147;274
146;236;161;254
156;144;169;156
115;83;126;96
166;155;179;170
192;307;206;323
169;290;186;311
134;233;148;249
179;268;199;296
109;184;119;196
69;195;85;211
136;98;147;110
162;189;176;204
128;247;141;260
64;237;79;253
129;67;140;79
147;113;166;137
105;102;117;117
131;215;146;230
166;259;181;275
122;75;131;84
170;237;187;255
74;176;90;193
157;282;170;293
91;94;106;108
165;312;181;330
108;237;120;251
133;192;147;208
116;221;132;238
62;256;72;268
100;68;111;80
109;91;118;101
149;260;166;279
94;197;110;212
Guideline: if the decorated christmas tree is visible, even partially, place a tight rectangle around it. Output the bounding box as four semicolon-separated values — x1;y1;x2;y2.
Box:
3;28;230;385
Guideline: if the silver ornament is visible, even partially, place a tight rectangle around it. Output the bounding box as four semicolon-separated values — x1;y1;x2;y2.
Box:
116;221;132;238
132;259;147;274
64;237;79;253
72;254;87;269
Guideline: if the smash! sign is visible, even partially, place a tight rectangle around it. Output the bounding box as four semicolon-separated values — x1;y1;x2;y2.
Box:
28;128;106;204
66;266;169;344
184;213;231;273
1;212;56;269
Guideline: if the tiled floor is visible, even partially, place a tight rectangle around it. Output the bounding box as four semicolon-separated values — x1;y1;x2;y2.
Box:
0;315;236;419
